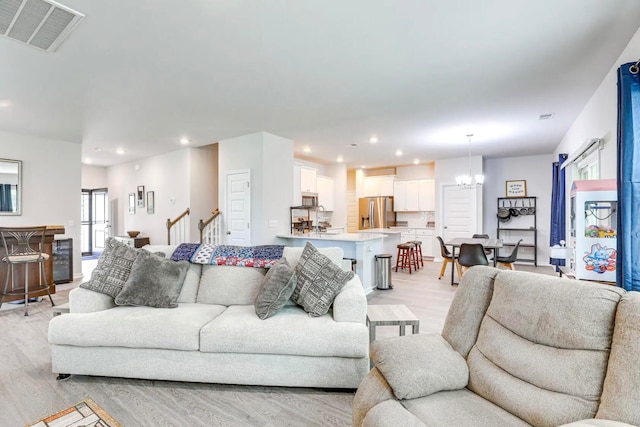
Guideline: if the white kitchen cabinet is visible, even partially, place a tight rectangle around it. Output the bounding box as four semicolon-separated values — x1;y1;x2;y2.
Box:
394;179;432;211
415;228;434;257
400;228;415;242
300;167;317;193
293;165;318;205
364;176;394;197
316;175;335;211
393;181;407;211
419;179;435;211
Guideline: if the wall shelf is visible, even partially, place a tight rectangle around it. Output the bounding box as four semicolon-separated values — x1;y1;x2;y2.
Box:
497;196;537;266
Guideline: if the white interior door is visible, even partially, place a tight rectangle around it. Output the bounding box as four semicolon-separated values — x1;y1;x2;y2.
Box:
442;185;477;242
226;170;251;245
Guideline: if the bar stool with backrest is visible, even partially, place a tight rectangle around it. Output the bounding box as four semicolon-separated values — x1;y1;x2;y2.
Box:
456;243;489;277
495;239;523;270
408;240;424;268
0;226;55;316
396;242;418;274
436;236;459;280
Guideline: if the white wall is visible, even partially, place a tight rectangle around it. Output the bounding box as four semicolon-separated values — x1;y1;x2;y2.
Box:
553;26;640;249
395;163;435;180
325;163;347;229
218;132;294;245
0;131;82;277
189;144;219;241
107;147;217;245
483;154;554;264
262;133;295;242
555;27;640;179
81;165;108;189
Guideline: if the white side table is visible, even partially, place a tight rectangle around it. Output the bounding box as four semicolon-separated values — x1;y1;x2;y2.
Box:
366;304;420;343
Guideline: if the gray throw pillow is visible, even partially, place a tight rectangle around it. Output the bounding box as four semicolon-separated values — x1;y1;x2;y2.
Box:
80;237;140;298
115;254;189;308
254;257;297;319
292;242;354;317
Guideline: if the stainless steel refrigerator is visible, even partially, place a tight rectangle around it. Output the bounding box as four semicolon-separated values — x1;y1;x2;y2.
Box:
359;196;395;229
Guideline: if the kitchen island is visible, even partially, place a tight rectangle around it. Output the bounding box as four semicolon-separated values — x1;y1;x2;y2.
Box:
0;225;65;303
356;228;403;268
276;233;385;294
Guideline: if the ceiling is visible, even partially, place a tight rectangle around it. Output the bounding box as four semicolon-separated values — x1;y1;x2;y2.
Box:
1;1;640;169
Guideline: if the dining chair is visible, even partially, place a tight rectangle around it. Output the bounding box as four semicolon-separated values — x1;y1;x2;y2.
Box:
495;239;523;270
436;236;459;280
457;243;489;277
472;234;493;257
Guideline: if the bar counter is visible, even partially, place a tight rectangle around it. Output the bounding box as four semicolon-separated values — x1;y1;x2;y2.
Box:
0;225;66;302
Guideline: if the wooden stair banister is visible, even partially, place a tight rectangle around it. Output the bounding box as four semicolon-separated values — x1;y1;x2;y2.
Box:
198;209;222;245
166;208;190;244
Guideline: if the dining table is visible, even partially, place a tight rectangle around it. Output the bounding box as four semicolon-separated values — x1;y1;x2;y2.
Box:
446;237;503;286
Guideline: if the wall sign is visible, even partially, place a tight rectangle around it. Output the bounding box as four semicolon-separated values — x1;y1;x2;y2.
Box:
137;185;145;207
147;191;154;214
128;193;136;214
506;180;527;197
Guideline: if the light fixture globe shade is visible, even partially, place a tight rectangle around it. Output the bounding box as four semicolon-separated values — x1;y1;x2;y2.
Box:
456;175;472;186
475;174;485;185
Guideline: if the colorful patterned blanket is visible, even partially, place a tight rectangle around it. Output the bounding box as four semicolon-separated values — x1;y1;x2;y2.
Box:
171;243;284;268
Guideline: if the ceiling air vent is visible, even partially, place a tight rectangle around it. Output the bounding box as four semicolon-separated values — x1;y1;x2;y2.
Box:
0;0;83;52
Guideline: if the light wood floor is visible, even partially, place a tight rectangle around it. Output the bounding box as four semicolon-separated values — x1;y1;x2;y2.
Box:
0;259;555;426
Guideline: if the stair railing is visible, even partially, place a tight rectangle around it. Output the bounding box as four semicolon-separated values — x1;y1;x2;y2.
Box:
198;209;221;245
166;208;190;244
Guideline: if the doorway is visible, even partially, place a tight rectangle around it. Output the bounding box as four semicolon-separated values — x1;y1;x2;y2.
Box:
441;184;478;242
81;188;110;257
225;170;251;245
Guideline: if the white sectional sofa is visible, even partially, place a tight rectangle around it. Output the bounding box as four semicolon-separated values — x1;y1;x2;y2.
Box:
48;246;370;389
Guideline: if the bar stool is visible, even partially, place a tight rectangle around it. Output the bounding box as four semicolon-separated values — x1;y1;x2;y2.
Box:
396;243;418;274
408;240;424;268
0;226;55;316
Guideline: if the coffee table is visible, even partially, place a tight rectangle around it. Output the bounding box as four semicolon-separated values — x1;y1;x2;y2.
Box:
366;304;420;343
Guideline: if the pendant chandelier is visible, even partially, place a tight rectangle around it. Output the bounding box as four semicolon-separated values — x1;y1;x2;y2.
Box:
455;134;485;189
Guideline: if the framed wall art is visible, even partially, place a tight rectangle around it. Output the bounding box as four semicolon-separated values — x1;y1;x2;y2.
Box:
147;191;155;214
128;193;136;214
506;180;527;197
137;185;145;207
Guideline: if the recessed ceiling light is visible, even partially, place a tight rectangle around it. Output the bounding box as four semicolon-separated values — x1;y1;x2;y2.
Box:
346;143;358;147
84;158;92;164
94;147;101;152
116;148;125;155
395;149;403;156
180;137;190;145
0;100;11;108
303;146;311;153
369;136;378;144
336;156;344;163
539;113;555;120
413;159;420;165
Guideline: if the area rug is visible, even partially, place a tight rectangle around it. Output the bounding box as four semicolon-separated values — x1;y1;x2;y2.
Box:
27;398;121;427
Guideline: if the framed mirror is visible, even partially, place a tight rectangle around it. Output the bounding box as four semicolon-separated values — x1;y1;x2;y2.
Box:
0;158;22;215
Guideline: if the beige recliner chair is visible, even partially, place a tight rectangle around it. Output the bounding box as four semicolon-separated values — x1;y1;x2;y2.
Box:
353;267;640;427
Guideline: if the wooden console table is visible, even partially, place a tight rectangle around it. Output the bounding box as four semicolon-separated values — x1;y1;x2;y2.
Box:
0;225;65;302
113;236;150;248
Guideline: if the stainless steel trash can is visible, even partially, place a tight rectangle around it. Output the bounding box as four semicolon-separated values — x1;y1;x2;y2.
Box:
375;254;393;290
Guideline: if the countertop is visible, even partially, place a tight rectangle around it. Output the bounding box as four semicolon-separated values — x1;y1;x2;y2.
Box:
355;228;403;234
277;233;385;242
